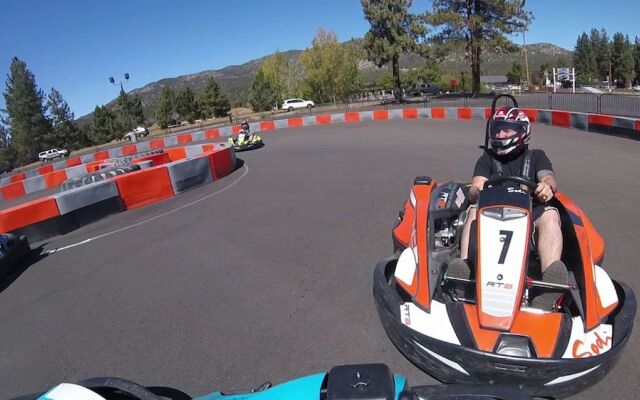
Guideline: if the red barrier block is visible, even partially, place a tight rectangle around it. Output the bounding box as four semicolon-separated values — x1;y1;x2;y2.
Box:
44;170;68;188
588;114;613;127
521;108;538;122
207;147;235;180
178;133;193;144
165;147;187;161
10;173;26;183
288;117;304;128
205;128;220;138
484;108;492;119
431;108;445;119
0;197;60;232
345;112;360;122
115;166;174;210
457;108;472;120
94;150;110;161
38;164;54;175
260;121;275;131
122;144;137;155
85;161;105;173
202;144;215;152
636;120;640;133
403;109;418;119
1;181;26;201
552;111;571;128
150;139;165;149
132;152;172;167
373;110;388;120
232;125;242;134
66;158;82;167
316;115;332;124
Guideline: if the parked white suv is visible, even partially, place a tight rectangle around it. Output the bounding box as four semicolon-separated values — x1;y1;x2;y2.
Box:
39;148;68;162
124;126;149;142
282;98;315;111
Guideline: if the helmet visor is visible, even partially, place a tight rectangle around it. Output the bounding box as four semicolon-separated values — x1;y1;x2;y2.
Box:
489;120;528;149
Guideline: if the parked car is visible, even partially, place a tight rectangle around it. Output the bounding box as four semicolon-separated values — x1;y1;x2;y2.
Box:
633;85;640;92
38;148;68;162
0;233;30;279
124;126;149;141
282;98;315;111
409;83;443;97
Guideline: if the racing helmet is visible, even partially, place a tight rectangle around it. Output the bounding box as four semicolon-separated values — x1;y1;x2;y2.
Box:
488;107;530;156
240;120;250;132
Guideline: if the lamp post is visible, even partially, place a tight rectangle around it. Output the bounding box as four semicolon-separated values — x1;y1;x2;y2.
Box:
109;73;130;92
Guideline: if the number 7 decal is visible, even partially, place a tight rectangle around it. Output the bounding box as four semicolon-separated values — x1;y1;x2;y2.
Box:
498;230;513;264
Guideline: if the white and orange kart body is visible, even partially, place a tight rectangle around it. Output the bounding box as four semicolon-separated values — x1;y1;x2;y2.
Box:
373;176;636;399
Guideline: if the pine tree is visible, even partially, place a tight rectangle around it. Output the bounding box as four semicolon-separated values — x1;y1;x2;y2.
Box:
248;68;278;112
590;28;611;82
46;88;88;150
3;57;52;164
155;86;174;129
633;37;640;85
506;62;525;84
574;33;595;82
198;77;230;118
611;33;635;88
174;87;199;123
361;0;429;103
426;0;531;96
0;117;17;169
89;105;118;144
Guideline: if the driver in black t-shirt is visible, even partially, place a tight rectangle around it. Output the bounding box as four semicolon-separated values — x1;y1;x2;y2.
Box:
449;107;568;310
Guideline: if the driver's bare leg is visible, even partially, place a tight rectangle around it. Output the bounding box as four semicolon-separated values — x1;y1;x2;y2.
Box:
535;209;563;272
460;207;477;260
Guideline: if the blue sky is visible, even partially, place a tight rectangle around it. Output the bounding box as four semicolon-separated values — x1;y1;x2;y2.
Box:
1;0;638;117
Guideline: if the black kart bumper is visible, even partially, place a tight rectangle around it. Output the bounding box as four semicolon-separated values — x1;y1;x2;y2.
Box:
373;258;636;399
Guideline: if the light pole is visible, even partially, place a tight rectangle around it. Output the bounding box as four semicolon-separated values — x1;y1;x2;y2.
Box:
522;30;530;90
109;73;130;92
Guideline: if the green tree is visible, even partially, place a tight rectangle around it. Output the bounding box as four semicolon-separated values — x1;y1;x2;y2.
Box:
155;86;174;129
46;88;88;150
248;67;278;112
299;29;362;103
611;33;635;88
574;32;596;82
634;37;640;85
113;89;145;136
174;87;199;123
361;0;429;103
2;57;52;164
0;116;17;168
261;51;301;107
88;105;118;144
426;0;531;96
506;62;525;84
590;28;611;82
198;77;230;118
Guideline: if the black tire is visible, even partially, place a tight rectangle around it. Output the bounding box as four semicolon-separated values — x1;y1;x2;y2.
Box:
307;104;312;110
288;107;294;112
60;164;141;192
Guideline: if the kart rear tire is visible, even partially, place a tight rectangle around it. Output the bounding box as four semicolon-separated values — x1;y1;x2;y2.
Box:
60;164;141;191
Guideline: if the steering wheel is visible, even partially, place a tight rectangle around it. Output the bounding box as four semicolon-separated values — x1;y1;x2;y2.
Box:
483;176;537;191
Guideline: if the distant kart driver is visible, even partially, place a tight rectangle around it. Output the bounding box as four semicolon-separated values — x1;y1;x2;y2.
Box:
449;107;568;310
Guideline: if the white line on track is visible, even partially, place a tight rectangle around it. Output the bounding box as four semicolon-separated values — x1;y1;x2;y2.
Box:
46;164;249;254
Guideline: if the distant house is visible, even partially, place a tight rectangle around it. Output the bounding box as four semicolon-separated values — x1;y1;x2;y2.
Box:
481;75;509;90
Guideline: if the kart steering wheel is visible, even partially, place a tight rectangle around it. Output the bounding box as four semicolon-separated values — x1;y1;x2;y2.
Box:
483;176;537;191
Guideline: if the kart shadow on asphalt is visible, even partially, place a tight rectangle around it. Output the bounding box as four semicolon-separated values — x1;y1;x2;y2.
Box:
0;245;48;294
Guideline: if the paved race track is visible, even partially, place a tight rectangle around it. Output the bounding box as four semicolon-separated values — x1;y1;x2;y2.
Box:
0;119;638;399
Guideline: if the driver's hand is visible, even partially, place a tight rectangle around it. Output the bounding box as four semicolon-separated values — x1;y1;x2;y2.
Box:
535;182;553;202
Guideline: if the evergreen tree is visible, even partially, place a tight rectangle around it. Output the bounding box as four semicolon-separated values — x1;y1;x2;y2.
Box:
574;33;595;82
113;89;145;136
248;68;278;112
198;77;230;118
590;28;611;82
361;0;429;103
633;37;640;85
46;88;87;150
155;86;174;129
426;0;531;96
506;62;525;84
611;33;635;88
0;117;17;168
88;105;118;144
3;57;52;164
174;87;199;123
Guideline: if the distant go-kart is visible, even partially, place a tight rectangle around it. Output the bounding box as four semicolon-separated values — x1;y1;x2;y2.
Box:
228;129;264;152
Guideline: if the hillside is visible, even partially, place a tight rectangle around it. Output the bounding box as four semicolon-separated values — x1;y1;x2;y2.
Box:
78;43;571;122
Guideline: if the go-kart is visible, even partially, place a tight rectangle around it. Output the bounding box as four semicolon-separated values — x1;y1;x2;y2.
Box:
0;233;30;279
15;363;532;399
228;130;263;152
373;95;636;398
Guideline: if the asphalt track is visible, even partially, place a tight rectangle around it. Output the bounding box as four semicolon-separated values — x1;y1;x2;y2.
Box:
0;119;638;399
